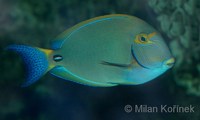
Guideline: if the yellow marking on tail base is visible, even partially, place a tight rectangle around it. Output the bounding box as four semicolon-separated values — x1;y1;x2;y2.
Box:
37;48;55;70
38;48;53;56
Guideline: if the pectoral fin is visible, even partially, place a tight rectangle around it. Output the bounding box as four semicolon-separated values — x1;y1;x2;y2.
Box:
101;61;131;68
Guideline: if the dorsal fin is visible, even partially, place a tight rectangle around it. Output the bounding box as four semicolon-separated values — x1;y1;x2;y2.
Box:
51;14;130;50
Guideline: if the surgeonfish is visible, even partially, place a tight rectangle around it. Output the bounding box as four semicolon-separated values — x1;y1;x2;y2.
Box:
7;14;175;87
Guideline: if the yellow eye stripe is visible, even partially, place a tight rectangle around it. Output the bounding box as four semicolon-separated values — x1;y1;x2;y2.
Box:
148;32;157;38
134;32;157;44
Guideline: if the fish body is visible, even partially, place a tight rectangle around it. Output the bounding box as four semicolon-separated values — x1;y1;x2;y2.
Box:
7;14;175;87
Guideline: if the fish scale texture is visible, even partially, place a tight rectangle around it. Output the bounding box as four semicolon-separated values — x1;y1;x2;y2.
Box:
7;45;48;87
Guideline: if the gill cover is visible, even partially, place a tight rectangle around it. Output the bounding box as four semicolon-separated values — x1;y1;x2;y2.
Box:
7;45;50;87
132;32;171;69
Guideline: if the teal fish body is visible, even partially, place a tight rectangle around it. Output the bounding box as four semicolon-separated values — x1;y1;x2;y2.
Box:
7;14;175;87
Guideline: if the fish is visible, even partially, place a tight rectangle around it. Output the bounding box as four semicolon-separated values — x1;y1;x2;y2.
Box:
7;14;175;87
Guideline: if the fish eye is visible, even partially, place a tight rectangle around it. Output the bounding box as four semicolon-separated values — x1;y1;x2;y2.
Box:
140;36;146;42
53;55;63;62
134;33;153;44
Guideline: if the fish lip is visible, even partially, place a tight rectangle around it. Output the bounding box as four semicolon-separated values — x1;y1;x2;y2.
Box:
131;45;150;69
162;57;175;68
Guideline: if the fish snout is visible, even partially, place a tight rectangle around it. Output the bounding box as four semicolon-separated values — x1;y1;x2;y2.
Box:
163;57;175;68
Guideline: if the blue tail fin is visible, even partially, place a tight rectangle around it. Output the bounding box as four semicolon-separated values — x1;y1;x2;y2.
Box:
7;45;51;87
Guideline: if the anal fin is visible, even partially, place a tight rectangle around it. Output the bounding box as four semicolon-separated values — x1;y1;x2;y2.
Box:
50;66;117;87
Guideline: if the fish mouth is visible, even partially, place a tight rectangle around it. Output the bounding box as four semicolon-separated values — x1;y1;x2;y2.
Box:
131;45;150;69
163;57;175;68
